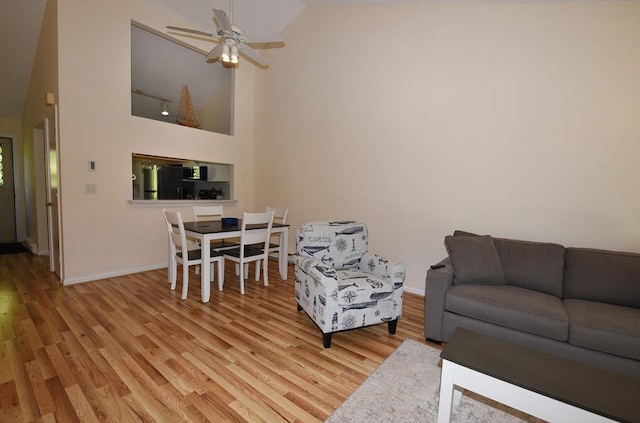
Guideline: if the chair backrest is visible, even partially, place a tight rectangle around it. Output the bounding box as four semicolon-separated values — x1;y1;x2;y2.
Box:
193;205;224;222
266;207;288;225
163;209;188;253
296;221;368;270
241;211;275;251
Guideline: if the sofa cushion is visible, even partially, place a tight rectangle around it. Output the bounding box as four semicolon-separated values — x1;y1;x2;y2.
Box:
564;299;640;360
337;269;393;306
445;235;505;285
445;284;569;341
492;238;566;297
564;248;640;308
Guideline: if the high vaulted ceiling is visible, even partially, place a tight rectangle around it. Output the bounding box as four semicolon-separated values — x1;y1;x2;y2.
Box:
0;0;445;119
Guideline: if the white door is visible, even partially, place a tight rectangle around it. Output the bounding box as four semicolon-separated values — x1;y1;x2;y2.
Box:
45;107;62;279
0;137;17;242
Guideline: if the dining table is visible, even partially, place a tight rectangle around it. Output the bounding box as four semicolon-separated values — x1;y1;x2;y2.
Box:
182;219;290;303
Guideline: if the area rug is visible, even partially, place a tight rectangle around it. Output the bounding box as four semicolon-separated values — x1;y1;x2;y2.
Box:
0;242;28;255
326;339;543;423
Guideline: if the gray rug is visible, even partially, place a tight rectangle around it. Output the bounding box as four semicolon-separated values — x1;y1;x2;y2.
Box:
326;339;543;422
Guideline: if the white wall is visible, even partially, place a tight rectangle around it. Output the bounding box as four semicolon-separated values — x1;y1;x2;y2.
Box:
53;0;257;283
254;2;640;293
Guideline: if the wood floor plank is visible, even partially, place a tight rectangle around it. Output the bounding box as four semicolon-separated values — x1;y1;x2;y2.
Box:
1;252;432;422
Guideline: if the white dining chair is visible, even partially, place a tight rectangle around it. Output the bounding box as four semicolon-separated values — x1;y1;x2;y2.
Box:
163;209;224;299
265;207;288;258
223;211;274;295
255;206;289;279
192;205;239;251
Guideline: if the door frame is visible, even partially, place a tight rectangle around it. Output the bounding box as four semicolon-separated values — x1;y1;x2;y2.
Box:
45;106;64;281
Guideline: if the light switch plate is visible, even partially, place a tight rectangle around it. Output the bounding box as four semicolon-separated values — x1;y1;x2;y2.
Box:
85;183;97;194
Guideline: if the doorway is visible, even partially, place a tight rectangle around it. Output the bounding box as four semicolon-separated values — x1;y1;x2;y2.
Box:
0;136;17;242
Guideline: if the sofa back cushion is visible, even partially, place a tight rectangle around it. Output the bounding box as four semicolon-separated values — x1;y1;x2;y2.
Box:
493;238;566;298
296;221;368;270
452;230;565;296
564;248;640;308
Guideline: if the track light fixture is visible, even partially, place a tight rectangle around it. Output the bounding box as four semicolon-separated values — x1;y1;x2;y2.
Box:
132;89;172;116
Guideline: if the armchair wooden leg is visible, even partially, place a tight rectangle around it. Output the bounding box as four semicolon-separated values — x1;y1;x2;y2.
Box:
388;319;398;335
322;333;332;348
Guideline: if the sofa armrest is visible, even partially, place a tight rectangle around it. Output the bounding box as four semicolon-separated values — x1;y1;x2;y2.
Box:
424;257;453;342
358;252;406;288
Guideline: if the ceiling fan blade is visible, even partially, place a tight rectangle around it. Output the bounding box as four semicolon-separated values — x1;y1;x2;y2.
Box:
243;33;285;44
206;43;225;62
213;8;233;33
237;43;268;67
166;26;215;38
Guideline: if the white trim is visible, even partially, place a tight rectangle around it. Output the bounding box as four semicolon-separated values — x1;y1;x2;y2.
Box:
403;285;424;296
62;263;167;285
129;199;237;208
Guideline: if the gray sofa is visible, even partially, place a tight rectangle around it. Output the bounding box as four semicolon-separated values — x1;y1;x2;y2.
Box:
424;230;640;378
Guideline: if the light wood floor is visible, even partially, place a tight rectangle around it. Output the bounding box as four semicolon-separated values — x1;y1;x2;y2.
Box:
1;252;434;422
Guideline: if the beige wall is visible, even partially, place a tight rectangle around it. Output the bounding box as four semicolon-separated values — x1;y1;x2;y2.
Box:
20;0;59;255
254;2;640;293
52;0;257;282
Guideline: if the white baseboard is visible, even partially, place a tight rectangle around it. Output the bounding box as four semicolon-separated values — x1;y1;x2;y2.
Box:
62;263;167;285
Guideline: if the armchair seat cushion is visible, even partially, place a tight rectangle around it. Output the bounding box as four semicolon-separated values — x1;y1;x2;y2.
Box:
337;270;394;306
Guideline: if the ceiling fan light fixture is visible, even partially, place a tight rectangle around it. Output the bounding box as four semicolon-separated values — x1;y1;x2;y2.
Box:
168;7;284;68
161;101;169;116
221;44;230;62
230;45;239;64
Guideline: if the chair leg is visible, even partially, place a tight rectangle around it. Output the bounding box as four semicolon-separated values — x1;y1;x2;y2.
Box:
388;319;398;334
322;332;332;348
217;259;224;291
169;260;178;291
262;258;268;287
239;261;246;295
181;264;189;300
255;260;260;281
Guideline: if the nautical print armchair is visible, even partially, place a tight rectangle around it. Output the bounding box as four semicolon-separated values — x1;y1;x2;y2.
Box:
294;221;405;348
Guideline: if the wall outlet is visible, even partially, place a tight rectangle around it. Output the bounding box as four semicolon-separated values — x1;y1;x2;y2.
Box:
85;183;97;194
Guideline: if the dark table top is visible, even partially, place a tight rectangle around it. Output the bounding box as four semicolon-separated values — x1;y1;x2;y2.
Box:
440;328;640;423
183;220;289;234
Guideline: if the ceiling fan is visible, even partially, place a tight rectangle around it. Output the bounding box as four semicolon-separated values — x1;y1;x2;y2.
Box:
167;7;284;67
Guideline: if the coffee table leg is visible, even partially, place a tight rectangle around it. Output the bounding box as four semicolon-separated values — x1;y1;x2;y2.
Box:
437;359;455;423
453;387;463;406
